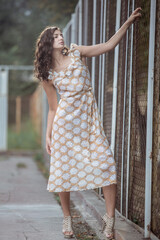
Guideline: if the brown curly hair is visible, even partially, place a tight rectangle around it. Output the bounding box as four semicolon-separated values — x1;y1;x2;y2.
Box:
34;26;69;82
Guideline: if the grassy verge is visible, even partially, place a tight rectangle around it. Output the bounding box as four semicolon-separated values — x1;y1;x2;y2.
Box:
33;151;49;179
8;119;41;150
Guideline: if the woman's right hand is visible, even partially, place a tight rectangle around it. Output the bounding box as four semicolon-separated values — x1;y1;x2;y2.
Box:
46;136;51;156
127;7;142;25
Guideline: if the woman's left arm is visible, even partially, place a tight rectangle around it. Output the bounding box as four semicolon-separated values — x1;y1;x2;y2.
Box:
75;7;142;58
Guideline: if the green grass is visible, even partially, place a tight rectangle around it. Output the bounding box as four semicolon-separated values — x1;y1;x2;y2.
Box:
16;162;27;168
8;119;41;150
54;192;61;205
33;151;49;179
132;216;139;225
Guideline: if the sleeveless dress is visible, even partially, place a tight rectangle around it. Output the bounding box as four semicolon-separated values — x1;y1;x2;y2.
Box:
47;43;117;192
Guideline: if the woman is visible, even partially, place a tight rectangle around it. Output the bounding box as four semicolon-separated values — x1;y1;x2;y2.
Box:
34;7;142;239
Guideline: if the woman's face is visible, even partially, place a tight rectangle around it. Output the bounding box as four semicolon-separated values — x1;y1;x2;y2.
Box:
53;29;64;49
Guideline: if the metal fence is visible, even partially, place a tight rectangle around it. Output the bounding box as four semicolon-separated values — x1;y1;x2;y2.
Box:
62;0;159;238
0;65;42;151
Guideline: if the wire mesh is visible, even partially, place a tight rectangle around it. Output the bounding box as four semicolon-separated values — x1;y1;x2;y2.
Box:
113;0;128;213
128;0;150;228
103;0;116;144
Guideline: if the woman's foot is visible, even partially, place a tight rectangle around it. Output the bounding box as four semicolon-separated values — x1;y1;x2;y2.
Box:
62;215;74;238
102;213;115;240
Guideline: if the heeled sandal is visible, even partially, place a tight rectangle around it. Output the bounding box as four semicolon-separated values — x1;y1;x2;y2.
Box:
62;215;74;239
102;213;115;240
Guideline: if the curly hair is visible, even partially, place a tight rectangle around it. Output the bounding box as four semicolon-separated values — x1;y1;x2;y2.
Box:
34;26;69;82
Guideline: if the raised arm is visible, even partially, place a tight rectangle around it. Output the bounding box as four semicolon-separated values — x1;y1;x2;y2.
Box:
75;7;142;58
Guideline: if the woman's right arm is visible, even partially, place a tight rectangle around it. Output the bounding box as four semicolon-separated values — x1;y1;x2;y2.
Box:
41;80;58;156
74;7;142;58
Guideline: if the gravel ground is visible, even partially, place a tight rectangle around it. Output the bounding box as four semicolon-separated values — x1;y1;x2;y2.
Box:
70;200;99;240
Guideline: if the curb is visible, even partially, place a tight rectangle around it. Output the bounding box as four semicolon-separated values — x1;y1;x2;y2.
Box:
71;190;144;240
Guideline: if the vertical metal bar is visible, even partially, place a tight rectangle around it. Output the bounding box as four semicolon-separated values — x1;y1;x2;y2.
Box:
126;0;134;219
98;0;104;112
110;0;121;155
63;20;72;46
75;3;79;44
79;0;82;45
84;0;88;45
144;0;156;237
71;13;76;44
101;0;107;121
98;0;107;197
91;0;97;93
98;0;104;197
0;69;8;151
120;0;130;215
62;27;66;42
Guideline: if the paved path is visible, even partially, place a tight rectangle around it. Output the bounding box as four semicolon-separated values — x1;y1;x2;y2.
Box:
0;154;73;240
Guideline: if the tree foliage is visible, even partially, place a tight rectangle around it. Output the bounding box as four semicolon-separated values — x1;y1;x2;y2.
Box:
0;0;78;65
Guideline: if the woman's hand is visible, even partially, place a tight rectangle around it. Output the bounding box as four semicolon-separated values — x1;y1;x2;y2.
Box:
127;7;142;25
46;136;51;156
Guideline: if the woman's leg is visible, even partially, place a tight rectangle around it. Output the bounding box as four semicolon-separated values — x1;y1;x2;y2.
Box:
101;184;117;238
102;183;117;217
58;191;73;236
58;192;71;216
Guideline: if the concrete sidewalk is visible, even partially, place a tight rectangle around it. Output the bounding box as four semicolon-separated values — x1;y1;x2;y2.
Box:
0;153;146;240
0;154;75;240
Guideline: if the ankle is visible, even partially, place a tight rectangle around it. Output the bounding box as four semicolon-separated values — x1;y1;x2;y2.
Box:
106;212;115;218
64;214;71;217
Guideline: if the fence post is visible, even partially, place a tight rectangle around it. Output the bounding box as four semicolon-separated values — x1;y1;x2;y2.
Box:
110;0;121;156
0;69;8;151
144;0;156;237
84;0;88;45
120;0;130;215
101;0;107;122
71;13;76;44
91;0;97;93
126;0;135;219
79;0;82;45
98;0;104;113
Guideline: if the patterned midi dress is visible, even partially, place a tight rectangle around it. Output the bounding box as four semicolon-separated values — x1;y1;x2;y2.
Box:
47;43;117;192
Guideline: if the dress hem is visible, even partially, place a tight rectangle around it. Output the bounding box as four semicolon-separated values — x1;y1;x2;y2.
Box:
46;180;117;193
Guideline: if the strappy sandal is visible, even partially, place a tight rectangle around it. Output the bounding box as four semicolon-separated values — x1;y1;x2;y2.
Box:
62;215;74;239
102;212;115;240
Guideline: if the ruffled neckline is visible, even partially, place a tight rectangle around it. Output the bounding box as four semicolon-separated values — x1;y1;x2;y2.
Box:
49;45;77;76
52;55;75;76
48;43;81;80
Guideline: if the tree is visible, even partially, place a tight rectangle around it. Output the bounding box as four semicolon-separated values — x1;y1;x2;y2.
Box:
0;0;78;65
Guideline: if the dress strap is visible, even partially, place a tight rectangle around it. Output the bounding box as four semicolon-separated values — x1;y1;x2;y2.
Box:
48;69;56;82
69;43;81;59
48;69;53;80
